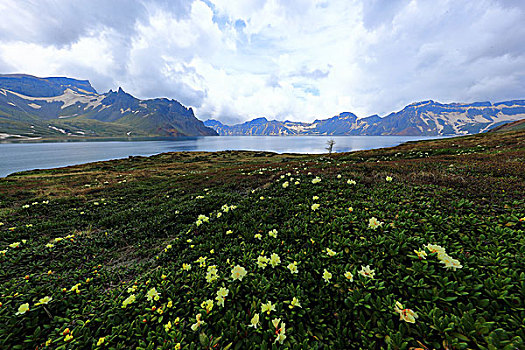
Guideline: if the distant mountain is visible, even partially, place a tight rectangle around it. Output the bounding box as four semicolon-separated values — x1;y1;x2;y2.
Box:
0;74;216;139
205;100;525;136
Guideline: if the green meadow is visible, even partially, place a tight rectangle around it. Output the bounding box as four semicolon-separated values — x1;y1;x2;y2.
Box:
0;130;524;349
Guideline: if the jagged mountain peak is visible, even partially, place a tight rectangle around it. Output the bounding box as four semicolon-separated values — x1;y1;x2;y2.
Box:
0;74;216;138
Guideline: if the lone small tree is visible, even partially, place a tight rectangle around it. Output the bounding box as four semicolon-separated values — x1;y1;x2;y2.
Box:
326;139;335;156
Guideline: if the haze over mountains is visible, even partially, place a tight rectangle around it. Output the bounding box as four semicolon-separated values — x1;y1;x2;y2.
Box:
0;74;524;140
205;101;525;136
0;74;216;139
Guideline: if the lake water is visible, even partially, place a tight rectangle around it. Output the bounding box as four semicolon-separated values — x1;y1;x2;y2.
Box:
0;135;444;177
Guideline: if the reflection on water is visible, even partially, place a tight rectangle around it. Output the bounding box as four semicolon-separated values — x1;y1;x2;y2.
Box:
0;135;444;177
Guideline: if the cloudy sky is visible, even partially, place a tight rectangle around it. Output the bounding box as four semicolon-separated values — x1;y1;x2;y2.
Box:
0;0;524;124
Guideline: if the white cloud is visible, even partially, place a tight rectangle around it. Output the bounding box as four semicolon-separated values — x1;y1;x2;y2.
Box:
0;0;524;123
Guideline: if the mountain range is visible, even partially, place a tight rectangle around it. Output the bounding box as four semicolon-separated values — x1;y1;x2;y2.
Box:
205;100;525;136
0;74;216;139
1;74;524;140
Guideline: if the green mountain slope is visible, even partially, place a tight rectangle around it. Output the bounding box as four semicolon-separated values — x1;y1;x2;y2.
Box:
0;74;217;139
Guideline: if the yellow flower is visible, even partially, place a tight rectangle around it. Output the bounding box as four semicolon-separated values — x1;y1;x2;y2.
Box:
368;217;383;229
8;242;21;249
164;321;172;332
182;263;191;271
226;230;233;235
45;339;52;346
191;313;205;331
196;256;207;267
122;294;136;308
257;255;269;269
0;250;6;256
174;343;181;350
386;176;393;182
313;195;319;200
97;337;105;346
35;296;52;305
161;274;167;280
282;181;289;188
287;261;298;274
358;265;375;279
254;233;262;240
70;283;81;294
424;244;446;255
322;269;332;283
167;300;173;308
231;265;247;281
394;301;418;323
64;334;73;342
344;271;354;281
326;248;337;257
348;207;353;212
261;301;276;315
269;253;281;268
146;287;160;301
217;287;229;298
274;322;287;344
268;229;278;238
289;297;302;309
347;179;356;185
249;313;260;328
438;254;463;270
311;203;320;211
197;214;209;223
272;318;281;328
206;265;219;283
312;176;321;184
15;303;30;315
414;249;427;259
201;299;214;313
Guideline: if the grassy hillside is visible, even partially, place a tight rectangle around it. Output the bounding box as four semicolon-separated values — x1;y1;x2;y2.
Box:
489;118;525;133
0;131;524;349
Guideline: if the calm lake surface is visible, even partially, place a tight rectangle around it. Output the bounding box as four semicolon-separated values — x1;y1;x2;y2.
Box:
0;135;444;177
